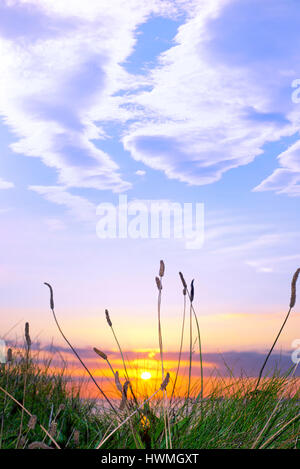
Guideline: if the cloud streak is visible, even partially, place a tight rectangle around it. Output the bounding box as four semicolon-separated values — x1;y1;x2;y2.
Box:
0;177;14;189
29;185;96;221
0;0;185;206
254;140;300;196
1;0;300;221
0;0;138;194
122;0;300;193
25;342;300;378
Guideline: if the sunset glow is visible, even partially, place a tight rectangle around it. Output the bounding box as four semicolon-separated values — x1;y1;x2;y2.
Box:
0;0;300;392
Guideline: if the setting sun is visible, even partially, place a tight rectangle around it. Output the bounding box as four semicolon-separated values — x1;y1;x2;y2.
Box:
141;371;152;380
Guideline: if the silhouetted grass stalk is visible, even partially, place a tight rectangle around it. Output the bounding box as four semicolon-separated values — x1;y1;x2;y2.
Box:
179;272;204;401
96;373;170;449
44;283;117;415
105;309;138;407
156;273;168;448
170;287;187;403
93;347;120;390
254;268;300;392
16;322;31;448
93;344;141;447
156;260;171;449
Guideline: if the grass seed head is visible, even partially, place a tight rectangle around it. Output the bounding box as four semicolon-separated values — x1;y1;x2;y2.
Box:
160;372;170;391
44;282;54;309
28;414;37;430
159;260;165;277
190;279;195;302
58;404;65;413
49;422;57;438
93;347;107;360
115;371;123;393
179;272;187;289
290;268;300;309
25;322;31;349
7;348;12;362
155;276;162;290
119;380;130;411
28;441;53;450
105;309;112;327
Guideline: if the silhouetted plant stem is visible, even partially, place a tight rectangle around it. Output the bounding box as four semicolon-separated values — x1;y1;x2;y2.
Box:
255;268;300;392
96;373;170;450
156;273;168;448
187;299;193;401
16;322;31;448
254;307;292;392
111;324;138;406
170;289;187;404
155;261;171;449
191;302;204;401
179;273;204;401
105;309;139;407
44;283;117;415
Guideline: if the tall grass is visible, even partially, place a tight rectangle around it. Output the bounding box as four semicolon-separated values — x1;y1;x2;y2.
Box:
0;262;299;449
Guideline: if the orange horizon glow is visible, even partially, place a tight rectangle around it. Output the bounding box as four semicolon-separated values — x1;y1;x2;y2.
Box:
2;306;300;353
7;344;299;402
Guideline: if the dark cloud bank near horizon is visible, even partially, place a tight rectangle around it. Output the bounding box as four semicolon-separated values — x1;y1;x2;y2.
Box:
11;342;299;378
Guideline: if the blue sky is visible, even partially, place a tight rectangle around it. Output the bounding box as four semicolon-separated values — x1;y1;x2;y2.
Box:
0;0;300;357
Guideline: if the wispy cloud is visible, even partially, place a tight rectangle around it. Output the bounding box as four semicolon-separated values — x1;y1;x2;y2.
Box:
0;0;184;200
0;177;14;189
210;233;296;256
123;0;300;192
23;342;300;378
254;140;300;196
1;0;300;204
135;169;146;176
246;254;300;273
29;185;96;222
43;217;66;231
202;211;300;257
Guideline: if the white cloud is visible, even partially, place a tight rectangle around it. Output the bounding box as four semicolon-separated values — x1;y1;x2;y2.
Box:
246;254;300;273
0;178;14;189
122;0;300;191
43;217;66;231
0;0;185;198
2;0;300;205
135;170;146;176
29;185;96;221
254;140;300;196
209;233;294;256
258;267;273;273
202;212;300;262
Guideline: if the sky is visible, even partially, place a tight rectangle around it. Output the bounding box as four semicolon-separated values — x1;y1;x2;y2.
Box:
1;0;300;383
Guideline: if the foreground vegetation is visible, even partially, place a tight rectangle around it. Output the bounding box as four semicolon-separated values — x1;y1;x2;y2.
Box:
0;262;299;449
0;351;299;449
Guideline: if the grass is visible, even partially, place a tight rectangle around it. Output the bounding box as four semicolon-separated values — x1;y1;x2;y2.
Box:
0;347;106;449
0;262;299;449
